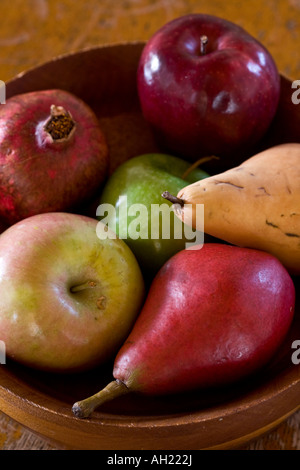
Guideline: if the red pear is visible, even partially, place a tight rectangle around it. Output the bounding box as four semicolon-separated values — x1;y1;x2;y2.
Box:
72;244;295;418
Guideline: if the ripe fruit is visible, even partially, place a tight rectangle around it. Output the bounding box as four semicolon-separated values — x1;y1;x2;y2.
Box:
98;153;209;275
171;143;300;275
0;212;144;372
72;244;295;418
0;89;109;226
137;14;280;166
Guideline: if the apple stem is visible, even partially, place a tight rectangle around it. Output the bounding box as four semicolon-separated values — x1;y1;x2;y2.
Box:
200;35;208;55
162;191;185;206
72;380;130;419
181;155;219;180
70;280;97;293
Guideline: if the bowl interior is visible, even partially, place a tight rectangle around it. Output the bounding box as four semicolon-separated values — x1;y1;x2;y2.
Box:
1;42;300;450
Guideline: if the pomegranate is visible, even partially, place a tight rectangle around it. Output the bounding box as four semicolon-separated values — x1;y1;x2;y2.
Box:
0;89;109;226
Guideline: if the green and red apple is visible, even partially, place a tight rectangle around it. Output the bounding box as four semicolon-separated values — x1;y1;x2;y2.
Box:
0;212;144;372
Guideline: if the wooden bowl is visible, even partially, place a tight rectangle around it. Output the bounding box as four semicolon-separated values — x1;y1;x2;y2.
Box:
1;42;300;450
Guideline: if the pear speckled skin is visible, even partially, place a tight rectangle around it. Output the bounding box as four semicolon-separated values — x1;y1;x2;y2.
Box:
175;143;300;275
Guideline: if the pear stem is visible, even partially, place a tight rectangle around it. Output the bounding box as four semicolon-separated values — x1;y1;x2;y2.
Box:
181;155;219;180
161;191;185;206
200;35;208;55
72;380;129;419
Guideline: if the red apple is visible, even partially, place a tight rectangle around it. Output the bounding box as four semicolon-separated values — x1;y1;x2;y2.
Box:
137;14;280;167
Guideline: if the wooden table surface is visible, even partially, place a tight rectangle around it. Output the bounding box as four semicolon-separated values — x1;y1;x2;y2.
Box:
1;0;300;451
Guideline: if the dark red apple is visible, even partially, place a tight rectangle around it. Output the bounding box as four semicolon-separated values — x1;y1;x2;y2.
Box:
137;14;280;167
0;89;109;226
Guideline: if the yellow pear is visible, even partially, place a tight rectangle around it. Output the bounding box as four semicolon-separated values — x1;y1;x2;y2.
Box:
170;143;300;274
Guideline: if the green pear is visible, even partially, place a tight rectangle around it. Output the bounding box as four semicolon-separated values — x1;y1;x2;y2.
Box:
97;153;209;275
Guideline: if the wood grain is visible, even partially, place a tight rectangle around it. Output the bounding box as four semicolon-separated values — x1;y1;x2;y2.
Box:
0;0;300;83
